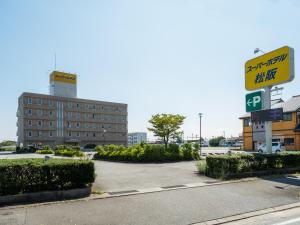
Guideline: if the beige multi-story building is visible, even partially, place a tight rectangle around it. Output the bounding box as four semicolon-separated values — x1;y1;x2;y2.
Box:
17;71;128;148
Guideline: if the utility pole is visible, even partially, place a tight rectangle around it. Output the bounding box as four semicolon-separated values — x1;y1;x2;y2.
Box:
198;113;202;156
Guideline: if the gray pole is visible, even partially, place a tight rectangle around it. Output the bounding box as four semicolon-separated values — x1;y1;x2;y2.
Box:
264;86;272;153
199;113;202;156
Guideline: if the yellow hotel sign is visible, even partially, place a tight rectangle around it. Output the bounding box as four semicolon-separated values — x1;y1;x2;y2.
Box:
50;71;77;84
245;46;294;91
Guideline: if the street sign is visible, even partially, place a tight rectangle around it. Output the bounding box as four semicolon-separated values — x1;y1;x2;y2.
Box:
246;91;263;112
245;46;294;91
251;108;283;123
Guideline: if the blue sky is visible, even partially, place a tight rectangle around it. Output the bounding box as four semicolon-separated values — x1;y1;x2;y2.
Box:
0;0;300;141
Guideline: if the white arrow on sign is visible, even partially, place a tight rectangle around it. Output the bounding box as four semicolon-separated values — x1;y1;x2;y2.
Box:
247;96;261;107
247;98;252;107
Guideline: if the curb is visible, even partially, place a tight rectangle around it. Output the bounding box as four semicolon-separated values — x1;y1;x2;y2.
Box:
0;187;91;207
192;202;300;225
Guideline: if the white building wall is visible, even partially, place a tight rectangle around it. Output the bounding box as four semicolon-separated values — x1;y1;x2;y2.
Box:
128;132;147;146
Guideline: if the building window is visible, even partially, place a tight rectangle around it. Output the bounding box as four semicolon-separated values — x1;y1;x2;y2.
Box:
93;133;96;137
49;111;53;116
38;120;42;126
77;112;80;119
92;114;95;119
283;113;292;121
49;121;53;127
27;98;32;104
93;105;96;109
28;131;32;137
76;103;80;108
38;131;42;137
284;138;294;145
38;109;42;116
86;133;89;137
243;118;250;127
28;120;32;126
38;99;42;105
68;132;72;137
76;122;80;128
67;121;71;128
67;112;72;119
49;99;53;106
28;109;32;115
68;102;72;108
77;132;80;137
49;131;53;137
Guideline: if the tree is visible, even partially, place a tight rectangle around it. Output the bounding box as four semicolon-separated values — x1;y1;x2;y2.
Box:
148;114;185;150
209;136;225;147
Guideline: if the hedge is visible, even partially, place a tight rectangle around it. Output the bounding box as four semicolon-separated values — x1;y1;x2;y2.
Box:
94;143;200;162
205;153;300;179
54;145;84;157
0;158;95;196
36;149;54;154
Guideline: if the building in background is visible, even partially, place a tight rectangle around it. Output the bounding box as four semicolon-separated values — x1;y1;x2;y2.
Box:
128;132;147;146
17;71;128;148
240;95;300;151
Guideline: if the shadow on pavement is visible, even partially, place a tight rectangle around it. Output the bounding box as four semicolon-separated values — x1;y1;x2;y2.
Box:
264;176;300;189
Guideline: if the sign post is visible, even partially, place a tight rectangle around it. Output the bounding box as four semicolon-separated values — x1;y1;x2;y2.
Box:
245;46;294;153
264;87;272;154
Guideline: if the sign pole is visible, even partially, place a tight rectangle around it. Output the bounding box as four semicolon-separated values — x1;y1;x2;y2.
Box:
264;86;272;153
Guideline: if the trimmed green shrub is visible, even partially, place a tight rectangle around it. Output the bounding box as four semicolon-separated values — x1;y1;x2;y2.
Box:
205;153;300;179
0;158;95;196
55;149;84;157
94;144;199;162
54;145;84;157
36;149;54;154
16;146;36;154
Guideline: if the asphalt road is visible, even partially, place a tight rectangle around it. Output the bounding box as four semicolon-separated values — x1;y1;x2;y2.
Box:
1;177;300;225
224;206;300;225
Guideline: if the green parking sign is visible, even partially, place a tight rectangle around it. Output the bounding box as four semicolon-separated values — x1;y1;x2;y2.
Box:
246;91;263;112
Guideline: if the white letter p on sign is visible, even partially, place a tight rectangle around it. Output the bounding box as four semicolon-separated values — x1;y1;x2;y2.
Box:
253;96;260;107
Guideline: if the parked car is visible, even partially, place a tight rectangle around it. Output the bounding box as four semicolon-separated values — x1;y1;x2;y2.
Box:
257;142;285;154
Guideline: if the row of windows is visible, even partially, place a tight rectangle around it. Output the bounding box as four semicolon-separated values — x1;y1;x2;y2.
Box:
27;131;126;138
244;113;293;127
26;109;126;122
26;109;54;116
66;121;126;129
26;120;126;130
26;97;126;112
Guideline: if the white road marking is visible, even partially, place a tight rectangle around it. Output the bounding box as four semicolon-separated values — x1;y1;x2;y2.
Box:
272;217;300;225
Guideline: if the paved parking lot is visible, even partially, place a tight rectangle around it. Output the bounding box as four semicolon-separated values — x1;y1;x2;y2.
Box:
93;160;215;192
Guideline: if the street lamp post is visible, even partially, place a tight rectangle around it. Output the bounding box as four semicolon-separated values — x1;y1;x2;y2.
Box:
103;129;107;146
198;113;202;156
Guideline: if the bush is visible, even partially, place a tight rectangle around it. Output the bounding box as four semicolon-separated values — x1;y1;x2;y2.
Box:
197;160;206;174
36;149;54;154
0;158;95;196
54;145;84;157
93;144;197;162
205;153;300;179
16;146;36;154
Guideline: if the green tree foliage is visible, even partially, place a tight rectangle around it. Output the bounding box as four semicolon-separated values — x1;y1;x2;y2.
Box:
0;140;16;147
209;136;225;147
148;114;185;150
